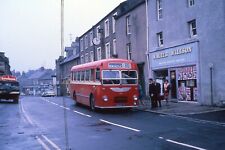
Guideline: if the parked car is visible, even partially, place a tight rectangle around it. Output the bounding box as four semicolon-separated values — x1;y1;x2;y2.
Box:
41;90;56;97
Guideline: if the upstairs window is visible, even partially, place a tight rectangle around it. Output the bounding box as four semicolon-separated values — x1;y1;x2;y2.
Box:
85;53;89;63
96;25;101;39
188;0;195;7
90;51;94;62
97;47;101;60
126;15;131;35
90;31;93;46
157;0;163;20
157;32;163;47
85;35;88;49
126;43;132;60
112;12;117;33
105;42;110;59
80;38;83;51
104;19;109;37
189;20;197;37
113;39;117;55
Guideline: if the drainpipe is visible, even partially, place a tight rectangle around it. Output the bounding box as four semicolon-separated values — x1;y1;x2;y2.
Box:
145;0;150;96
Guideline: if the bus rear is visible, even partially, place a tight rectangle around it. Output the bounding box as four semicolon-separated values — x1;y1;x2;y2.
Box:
0;75;20;103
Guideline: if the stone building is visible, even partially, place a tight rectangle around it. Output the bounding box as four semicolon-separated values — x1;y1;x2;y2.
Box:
115;0;148;97
0;52;11;75
147;0;225;105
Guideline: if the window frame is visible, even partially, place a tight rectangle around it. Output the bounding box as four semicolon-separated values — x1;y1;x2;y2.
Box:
189;20;197;37
97;47;102;60
157;32;163;47
126;43;132;60
104;19;110;38
157;0;163;20
188;0;195;7
126;15;131;35
113;39;117;55
80;38;84;51
112;12;117;33
105;42;111;59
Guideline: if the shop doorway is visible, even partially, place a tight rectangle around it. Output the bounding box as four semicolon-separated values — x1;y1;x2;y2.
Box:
170;70;177;99
154;69;168;96
137;63;145;97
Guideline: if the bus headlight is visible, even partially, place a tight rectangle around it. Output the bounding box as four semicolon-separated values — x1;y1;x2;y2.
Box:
133;95;138;101
102;95;108;102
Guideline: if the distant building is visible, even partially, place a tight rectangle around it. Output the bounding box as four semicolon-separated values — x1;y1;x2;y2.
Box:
56;38;80;96
20;67;55;95
0;52;11;75
147;0;225;105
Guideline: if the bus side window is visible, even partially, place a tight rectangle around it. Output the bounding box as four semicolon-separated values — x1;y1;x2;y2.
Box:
96;68;100;81
77;71;80;81
85;70;90;81
91;69;95;81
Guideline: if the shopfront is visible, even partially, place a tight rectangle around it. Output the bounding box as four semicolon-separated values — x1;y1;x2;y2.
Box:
149;42;199;101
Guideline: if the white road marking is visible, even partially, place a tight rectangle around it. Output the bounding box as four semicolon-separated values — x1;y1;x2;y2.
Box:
100;119;141;132
73;110;92;117
159;137;207;150
41;135;61;150
21;99;61;150
36;136;51;150
41;97;91;118
21;104;35;126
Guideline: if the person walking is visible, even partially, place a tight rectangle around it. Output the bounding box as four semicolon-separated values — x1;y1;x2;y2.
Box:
149;78;157;108
163;79;170;105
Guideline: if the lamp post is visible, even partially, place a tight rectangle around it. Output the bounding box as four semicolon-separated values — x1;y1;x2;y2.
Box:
209;63;214;105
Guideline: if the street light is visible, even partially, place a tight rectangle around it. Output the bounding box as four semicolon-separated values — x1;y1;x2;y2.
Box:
209;63;214;105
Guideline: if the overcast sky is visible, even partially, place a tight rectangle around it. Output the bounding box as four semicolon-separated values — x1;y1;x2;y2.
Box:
0;0;125;72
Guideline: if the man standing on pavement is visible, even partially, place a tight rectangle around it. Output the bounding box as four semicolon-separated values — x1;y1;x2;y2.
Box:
149;78;157;108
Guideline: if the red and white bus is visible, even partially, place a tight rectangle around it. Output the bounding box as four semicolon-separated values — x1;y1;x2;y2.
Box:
69;58;139;110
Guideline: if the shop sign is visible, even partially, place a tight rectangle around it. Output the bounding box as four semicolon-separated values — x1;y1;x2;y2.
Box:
153;47;192;59
150;42;198;69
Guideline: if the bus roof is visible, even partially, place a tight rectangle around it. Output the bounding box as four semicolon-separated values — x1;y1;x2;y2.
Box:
71;59;136;71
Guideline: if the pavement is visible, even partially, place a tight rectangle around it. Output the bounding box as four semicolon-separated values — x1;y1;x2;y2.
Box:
137;99;225;116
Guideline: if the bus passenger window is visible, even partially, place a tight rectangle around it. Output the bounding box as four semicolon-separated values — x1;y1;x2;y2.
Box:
85;70;90;81
81;71;85;81
91;69;95;81
77;71;81;81
96;68;100;81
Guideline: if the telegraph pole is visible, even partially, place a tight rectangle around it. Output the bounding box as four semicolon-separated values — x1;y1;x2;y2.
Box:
61;0;64;57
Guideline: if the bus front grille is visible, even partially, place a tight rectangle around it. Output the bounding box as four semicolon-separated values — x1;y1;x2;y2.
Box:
114;97;128;103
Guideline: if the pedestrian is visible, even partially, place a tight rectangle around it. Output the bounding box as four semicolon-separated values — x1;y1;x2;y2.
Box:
163;79;170;105
149;78;157;108
155;80;161;107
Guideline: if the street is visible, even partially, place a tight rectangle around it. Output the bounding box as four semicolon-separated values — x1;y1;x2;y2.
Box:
1;96;225;150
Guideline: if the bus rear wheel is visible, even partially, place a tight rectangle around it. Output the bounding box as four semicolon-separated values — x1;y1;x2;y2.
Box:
73;92;78;106
90;95;95;111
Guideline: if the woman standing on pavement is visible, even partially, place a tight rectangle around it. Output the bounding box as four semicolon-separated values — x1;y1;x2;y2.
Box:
163;79;170;105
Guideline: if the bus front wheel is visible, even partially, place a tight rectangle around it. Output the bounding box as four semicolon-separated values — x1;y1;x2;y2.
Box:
90;95;95;111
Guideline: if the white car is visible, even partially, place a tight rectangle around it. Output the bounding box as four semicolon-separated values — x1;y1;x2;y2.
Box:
42;90;56;97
